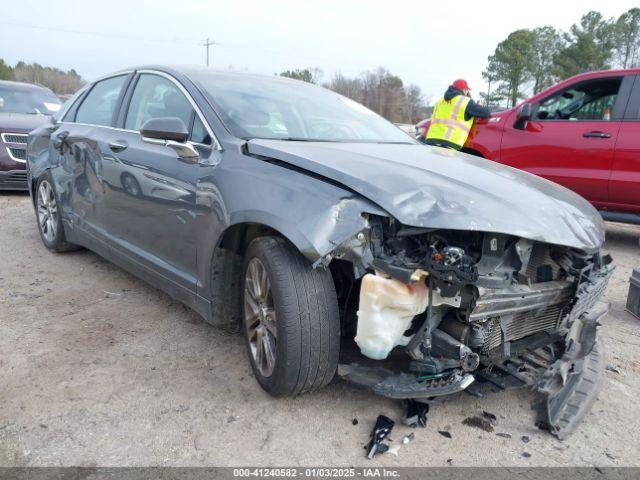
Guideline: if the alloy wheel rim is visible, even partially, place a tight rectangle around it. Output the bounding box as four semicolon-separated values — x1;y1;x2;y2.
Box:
244;257;277;377
123;176;139;196
37;180;58;243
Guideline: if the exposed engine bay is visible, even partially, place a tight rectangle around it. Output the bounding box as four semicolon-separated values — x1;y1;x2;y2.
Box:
332;215;614;439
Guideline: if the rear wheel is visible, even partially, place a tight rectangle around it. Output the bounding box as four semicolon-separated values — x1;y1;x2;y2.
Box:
242;236;340;396
35;174;79;252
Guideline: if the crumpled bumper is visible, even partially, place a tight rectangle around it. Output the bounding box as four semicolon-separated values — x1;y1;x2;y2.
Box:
337;363;475;399
535;302;608;439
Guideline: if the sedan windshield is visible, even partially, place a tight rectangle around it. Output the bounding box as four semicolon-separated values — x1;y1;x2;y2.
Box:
0;86;61;115
190;73;414;144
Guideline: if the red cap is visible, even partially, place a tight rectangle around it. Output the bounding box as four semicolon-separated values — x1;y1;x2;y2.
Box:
453;79;470;91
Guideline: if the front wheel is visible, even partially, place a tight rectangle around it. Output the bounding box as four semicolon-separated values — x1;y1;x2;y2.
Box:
242;236;340;396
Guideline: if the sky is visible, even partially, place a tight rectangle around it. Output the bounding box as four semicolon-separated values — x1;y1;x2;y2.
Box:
1;0;638;102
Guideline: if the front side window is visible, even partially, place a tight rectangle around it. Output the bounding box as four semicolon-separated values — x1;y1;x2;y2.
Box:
75;75;127;126
125;74;194;132
535;78;622;121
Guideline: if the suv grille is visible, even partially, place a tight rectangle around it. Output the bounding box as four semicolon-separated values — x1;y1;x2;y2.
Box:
1;133;28;144
2;133;28;163
2;171;27;185
7;147;27;160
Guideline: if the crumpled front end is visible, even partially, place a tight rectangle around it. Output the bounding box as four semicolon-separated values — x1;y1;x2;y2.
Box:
331;215;613;438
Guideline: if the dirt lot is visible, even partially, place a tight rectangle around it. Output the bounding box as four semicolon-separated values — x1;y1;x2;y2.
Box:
1;191;640;467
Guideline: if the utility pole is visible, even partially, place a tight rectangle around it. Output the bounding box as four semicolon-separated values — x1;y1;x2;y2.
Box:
202;37;215;67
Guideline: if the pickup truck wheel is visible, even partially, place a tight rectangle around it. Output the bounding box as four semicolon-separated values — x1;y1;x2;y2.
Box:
242;236;340;396
35;173;80;253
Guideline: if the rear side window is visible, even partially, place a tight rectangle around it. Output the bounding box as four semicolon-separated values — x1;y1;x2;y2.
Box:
75;75;127;126
125;74;194;131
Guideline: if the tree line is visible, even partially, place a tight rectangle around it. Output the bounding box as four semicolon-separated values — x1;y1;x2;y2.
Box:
280;67;431;124
0;59;85;95
483;8;640;107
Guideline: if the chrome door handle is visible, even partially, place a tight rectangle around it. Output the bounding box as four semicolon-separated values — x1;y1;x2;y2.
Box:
109;140;128;152
583;131;611;138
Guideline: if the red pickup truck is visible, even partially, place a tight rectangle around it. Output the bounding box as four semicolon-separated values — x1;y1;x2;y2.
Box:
422;69;640;224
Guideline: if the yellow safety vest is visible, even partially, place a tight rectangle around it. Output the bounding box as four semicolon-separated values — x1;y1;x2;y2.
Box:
426;95;473;148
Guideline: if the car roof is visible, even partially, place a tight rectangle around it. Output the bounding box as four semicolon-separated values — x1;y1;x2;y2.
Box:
568;68;640;81
94;65;311;86
0;79;52;92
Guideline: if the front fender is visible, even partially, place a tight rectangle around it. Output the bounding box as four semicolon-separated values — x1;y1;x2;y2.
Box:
227;197;373;262
195;152;386;302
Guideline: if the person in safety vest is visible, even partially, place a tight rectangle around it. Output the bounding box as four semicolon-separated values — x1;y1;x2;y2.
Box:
424;79;490;150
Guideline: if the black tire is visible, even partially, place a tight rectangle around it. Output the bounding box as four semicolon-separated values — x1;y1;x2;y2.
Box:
35;172;79;253
242;236;340;396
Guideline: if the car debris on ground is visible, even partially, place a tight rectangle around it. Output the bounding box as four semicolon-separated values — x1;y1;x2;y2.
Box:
401;399;429;427
365;415;395;459
402;432;415;444
462;416;494;432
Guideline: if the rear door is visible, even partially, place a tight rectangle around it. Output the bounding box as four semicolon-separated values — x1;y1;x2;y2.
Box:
499;76;631;206
610;75;640;211
54;73;131;235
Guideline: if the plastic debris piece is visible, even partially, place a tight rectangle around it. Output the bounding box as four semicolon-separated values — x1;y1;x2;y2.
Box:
446;459;453;465
438;430;452;439
521;435;530;443
605;365;621;374
482;410;497;423
402;433;415;444
352;418;359;426
401;399;429;428
366;415;395;459
496;432;511;438
388;444;401;456
462;416;494;432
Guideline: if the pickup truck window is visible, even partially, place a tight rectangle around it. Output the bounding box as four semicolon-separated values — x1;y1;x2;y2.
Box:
535;78;622;121
624;75;640;120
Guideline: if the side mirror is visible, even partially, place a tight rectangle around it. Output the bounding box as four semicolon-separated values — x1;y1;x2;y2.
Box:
140;117;198;159
141;117;189;142
514;104;532;130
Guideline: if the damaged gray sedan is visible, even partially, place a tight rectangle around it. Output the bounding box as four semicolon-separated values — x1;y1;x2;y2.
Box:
27;67;613;439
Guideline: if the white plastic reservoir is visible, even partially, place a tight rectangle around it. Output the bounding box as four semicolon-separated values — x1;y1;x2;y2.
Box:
355;273;429;360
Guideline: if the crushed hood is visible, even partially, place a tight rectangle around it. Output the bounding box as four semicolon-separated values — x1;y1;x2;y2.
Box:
247;140;605;251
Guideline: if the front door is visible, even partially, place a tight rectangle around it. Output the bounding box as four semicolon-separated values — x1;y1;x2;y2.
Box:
499;76;632;206
97;72;212;292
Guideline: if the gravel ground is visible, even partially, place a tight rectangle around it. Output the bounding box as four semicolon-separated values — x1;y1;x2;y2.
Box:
1;191;639;467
